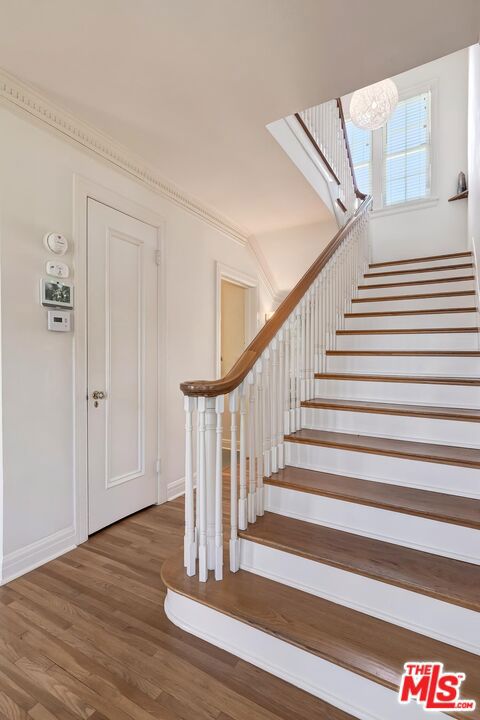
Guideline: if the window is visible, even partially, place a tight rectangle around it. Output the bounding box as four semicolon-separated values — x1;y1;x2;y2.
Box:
346;120;372;196
383;92;431;206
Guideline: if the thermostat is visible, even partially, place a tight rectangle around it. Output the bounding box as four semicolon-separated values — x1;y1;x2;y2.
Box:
46;260;70;278
47;310;72;332
44;232;68;255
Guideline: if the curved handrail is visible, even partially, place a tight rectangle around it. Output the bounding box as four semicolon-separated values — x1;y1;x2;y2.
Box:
181;196;372;397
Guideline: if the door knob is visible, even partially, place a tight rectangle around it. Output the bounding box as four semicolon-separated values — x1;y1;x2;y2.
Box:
92;390;106;400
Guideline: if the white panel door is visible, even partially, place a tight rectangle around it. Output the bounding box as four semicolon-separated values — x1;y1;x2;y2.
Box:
87;199;158;533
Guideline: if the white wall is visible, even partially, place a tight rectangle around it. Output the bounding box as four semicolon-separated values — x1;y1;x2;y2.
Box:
367;49;469;262
254;219;338;296
468;43;480;284
0;104;269;581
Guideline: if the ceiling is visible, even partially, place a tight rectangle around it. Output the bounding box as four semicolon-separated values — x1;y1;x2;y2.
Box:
0;0;478;235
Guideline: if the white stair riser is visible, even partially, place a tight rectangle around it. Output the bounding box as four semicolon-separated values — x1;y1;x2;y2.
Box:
335;332;479;351
352;295;476;312
364;267;474;284
344;311;479;330
326;353;480;376
357;280;475;298
285;441;480;499
240;540;480;654
166;590;441;720
301;406;480;449
314;378;480;409
264;484;480;564
370;256;472;272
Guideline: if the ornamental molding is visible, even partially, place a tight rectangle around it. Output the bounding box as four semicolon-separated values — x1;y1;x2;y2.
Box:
0;67;250;246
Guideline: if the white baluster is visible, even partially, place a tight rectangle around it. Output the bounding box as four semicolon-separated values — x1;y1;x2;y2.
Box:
256;361;264;516
214;395;224;580
184;395;196;576
238;382;248;530
310;288;315;398
205;397;216;571
248;372;256;523
229;390;240;572
263;349;272;478
197;397;208;582
277;331;285;470
270;338;278;474
284;323;291;436
300;299;306;402
295;307;302;428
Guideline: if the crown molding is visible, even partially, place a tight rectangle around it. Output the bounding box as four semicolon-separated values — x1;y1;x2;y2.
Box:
0;67;250;246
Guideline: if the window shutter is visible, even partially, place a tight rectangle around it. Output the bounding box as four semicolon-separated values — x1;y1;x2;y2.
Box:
346;121;372;196
384;92;431;206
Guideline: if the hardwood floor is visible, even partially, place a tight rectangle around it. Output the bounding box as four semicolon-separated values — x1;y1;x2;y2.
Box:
0;493;355;720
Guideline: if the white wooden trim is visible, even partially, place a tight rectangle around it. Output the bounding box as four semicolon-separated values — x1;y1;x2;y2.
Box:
73;175;166;545
240;540;480;655
165;589;449;720
215;262;258;380
0;67;249;246
1;526;76;585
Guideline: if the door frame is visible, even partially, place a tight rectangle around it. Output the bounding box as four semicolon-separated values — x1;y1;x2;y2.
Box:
215;262;258;380
73;175;166;546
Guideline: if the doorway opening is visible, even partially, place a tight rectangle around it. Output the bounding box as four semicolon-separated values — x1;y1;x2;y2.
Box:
216;263;258;451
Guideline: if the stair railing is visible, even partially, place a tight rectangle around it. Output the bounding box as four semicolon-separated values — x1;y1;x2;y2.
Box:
180;99;372;582
296;98;366;218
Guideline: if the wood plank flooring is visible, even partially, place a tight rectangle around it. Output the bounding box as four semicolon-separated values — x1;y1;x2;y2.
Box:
0;492;355;720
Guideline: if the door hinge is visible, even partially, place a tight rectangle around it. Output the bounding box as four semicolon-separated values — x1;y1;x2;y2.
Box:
155;251;162;266
155;458;161;474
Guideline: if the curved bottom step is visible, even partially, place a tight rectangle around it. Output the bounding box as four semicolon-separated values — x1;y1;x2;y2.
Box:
162;554;479;720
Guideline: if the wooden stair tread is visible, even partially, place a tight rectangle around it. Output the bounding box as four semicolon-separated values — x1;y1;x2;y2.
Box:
369;251;472;268
285;429;480;469
365;263;474;278
345;307;478;317
264;465;480;529
302;397;480;422
337;327;479;335
352;290;475;303
326;350;480;356
239;513;480;610
358;275;475;290
162;553;480;712
315;372;480;386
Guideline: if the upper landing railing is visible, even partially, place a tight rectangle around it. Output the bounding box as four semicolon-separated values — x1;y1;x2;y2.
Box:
296;98;366;218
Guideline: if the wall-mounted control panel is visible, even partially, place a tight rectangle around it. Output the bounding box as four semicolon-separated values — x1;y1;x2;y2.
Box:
46;260;70;278
47;310;72;332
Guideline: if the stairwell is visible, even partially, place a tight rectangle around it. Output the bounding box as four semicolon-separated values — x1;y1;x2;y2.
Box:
163;95;480;719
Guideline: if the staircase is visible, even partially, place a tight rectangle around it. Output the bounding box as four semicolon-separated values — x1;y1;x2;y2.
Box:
164;246;480;720
163;100;479;719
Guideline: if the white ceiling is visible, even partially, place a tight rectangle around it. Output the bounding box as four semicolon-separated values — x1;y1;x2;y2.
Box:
0;0;478;235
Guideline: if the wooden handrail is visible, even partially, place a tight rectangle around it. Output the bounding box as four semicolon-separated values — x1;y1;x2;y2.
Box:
336;98;367;201
294;112;341;186
180;196;372;397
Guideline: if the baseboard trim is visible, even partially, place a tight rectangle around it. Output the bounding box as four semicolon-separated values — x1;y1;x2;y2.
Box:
1;526;76;585
167;475;197;502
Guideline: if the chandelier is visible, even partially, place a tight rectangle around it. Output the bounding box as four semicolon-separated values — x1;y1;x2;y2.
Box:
349;79;399;130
